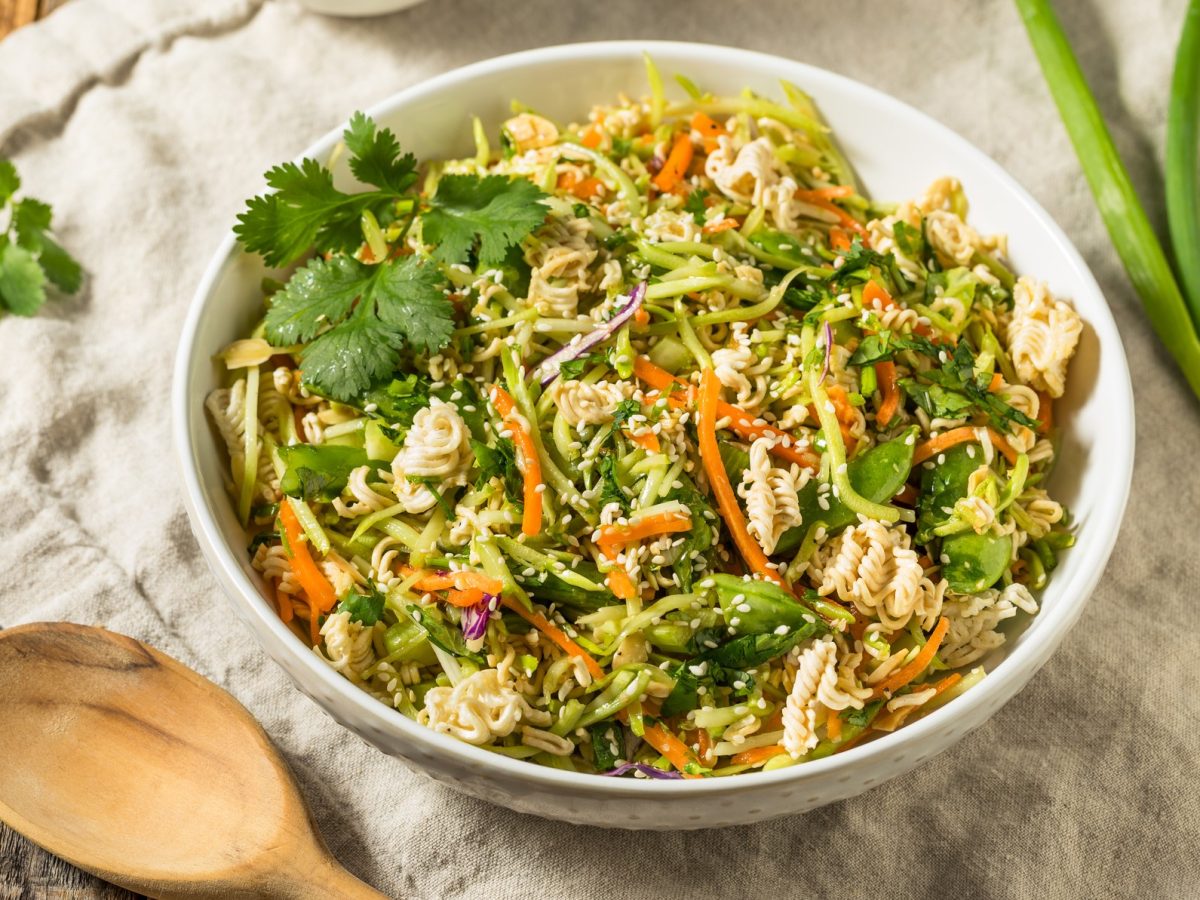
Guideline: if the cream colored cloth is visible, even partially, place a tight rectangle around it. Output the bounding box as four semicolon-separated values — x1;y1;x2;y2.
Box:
1;1;1197;897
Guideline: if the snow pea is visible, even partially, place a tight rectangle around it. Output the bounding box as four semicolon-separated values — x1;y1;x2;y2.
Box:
774;427;919;556
709;573;819;635
917;443;1011;592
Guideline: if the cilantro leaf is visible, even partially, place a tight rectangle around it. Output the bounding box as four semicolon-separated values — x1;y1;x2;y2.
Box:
264;254;453;401
0;160;18;205
611;399;642;429
236;158;363;267
472;438;522;503
0;243;46;316
422;174;548;266
339;585;385;625
300;307;408;400
236;114;420;267
0;164;81;316
597;454;632;514
266;254;372;344
557;350;606;381
684;188;709;218
372;254;455;353
343;112;418;194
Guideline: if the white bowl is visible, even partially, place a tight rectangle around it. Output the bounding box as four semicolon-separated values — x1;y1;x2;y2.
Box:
172;41;1134;829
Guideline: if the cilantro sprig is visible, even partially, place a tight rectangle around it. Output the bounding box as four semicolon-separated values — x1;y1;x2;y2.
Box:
0;159;81;317
236;113;550;401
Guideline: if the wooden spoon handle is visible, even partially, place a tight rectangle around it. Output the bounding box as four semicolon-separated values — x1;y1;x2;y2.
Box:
267;852;391;899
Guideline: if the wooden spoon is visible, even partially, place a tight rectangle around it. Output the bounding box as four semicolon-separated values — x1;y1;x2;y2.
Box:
0;622;388;899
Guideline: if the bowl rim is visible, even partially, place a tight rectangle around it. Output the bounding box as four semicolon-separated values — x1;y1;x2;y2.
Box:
172;39;1135;796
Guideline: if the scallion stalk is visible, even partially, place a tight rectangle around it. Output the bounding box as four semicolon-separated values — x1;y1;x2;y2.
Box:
1167;0;1200;318
1016;0;1200;397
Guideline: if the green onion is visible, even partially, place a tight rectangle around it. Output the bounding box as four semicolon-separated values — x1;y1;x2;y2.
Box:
1168;0;1200;317
1016;0;1200;398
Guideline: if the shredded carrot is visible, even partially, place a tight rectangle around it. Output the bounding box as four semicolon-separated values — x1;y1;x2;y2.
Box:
829;226;852;252
633;307;650;327
826;711;843;742
606;568;637;600
875;360;900;427
1036;390;1054;434
988;372;1004;392
690;111;724;152
697;368;788;587
894;483;919;506
730;744;787;767
634;356;820;470
701;217;740;235
279;503;337;617
405;568;505;596
625;427;660;451
913;426;1018;466
688;727;715;766
862;279;895;310
498;594;604;681
642;723;703;778
793;189;869;239
761;707;785;732
652;132;694;193
581;126;603;149
490;385;544;536
929;671;963;699
596;511;692;554
872;616;950;698
445;587;487;608
271;582;294;624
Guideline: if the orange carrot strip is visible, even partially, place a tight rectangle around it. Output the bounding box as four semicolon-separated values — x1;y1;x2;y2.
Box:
642;723;703;778
625;428;660;451
701;217;740;235
690;111;724;152
581;126;603;149
498;594;604;681
279;503;337;616
930;672;963;698
876;360;900;427
606;568;637;600
445;587;487;608
988;372;1004;392
826;712;843;742
730;744;787;767
271;582;294;624
829;226;852;252
872;616;950;698
862;279;895;310
633;307;650;327
634;357;820;470
570;177;605;200
490;385;544;536
793;189;870;239
407;569;505;596
697;368;787;587
652;133;694;193
894;484;920;506
1036;390;1054;434
596;511;692;551
912;426;1018;466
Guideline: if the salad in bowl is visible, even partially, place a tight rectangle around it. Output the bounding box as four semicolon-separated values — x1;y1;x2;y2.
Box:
204;57;1082;782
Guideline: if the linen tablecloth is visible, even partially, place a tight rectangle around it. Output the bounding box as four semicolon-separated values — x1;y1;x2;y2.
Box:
2;0;1197;896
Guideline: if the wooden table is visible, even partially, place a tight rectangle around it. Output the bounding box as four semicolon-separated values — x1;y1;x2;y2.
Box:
0;12;137;898
0;0;67;39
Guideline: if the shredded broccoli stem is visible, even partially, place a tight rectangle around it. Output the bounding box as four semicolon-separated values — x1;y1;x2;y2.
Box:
237;367;260;525
807;367;900;523
675;297;713;369
561;143;642;216
285;496;330;556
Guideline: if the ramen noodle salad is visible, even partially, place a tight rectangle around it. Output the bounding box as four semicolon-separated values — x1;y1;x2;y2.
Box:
208;60;1079;779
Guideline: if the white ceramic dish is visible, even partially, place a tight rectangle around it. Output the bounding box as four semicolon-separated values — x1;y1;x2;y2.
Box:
173;41;1134;829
